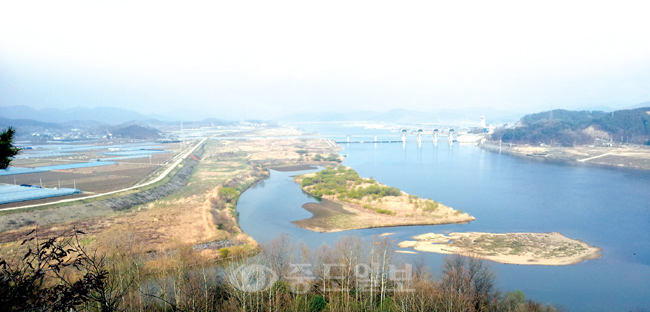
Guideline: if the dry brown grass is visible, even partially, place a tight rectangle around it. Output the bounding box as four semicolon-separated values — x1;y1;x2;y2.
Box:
1;135;344;262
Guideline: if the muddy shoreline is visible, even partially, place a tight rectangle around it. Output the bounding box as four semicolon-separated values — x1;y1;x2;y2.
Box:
291;198;355;232
269;164;318;172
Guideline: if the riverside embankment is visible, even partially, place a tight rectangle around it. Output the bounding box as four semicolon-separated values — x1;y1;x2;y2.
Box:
481;141;650;170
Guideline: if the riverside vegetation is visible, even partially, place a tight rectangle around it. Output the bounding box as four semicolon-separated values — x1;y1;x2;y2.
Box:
0;230;559;312
293;167;475;232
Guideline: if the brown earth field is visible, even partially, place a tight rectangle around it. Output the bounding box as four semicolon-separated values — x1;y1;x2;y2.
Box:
1;151;176;208
482;142;650;170
0;165;157;193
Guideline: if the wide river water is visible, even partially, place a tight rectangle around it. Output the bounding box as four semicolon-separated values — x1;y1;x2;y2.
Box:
237;127;650;311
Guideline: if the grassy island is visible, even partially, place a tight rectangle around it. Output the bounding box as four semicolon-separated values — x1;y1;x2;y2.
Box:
398;232;602;266
293;167;474;232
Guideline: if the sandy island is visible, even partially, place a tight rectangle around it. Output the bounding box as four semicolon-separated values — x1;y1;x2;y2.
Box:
398;232;601;266
292;168;475;233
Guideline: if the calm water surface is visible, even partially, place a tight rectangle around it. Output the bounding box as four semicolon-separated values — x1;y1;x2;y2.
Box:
238;130;650;311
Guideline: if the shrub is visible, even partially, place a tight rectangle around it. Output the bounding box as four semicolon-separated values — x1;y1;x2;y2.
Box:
218;187;240;203
301;177;314;187
375;208;396;215
362;204;396;216
422;200;439;212
309;295;327;312
218;247;230;258
324;153;342;163
0;229;115;311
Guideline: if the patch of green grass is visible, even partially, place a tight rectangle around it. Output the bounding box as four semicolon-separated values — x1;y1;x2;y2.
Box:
362;204;396;216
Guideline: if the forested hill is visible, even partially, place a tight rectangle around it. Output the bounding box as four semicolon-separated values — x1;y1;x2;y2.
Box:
594;108;650;140
111;124;161;140
493;107;650;146
520;109;607;126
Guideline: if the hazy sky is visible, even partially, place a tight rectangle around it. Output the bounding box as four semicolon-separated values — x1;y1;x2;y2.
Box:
1;1;649;119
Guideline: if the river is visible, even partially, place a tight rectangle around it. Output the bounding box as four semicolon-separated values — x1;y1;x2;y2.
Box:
237;127;650;311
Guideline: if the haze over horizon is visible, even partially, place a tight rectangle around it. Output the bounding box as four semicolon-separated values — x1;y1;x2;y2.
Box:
1;1;649;120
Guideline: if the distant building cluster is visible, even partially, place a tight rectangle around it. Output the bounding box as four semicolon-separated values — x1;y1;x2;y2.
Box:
31;129;112;142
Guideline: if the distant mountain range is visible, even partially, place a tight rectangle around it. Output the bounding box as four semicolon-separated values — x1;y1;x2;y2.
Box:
0;105;244;140
0;105;150;124
626;101;650;109
2;101;649;128
279;107;526;124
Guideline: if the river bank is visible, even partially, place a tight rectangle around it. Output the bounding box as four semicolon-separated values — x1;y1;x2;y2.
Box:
481;142;650;170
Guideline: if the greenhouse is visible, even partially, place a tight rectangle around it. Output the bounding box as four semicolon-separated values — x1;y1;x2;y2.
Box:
100;150;172;156
0;185;82;205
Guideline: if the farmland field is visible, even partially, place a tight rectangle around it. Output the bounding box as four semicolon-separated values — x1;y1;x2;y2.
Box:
0;143;179;208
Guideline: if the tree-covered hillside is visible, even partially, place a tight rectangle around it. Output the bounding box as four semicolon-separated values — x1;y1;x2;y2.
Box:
111;124;161;139
593;108;650;143
520;109;607;127
493;107;650;146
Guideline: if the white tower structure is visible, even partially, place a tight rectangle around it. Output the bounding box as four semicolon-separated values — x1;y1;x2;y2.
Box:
481;116;486;128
